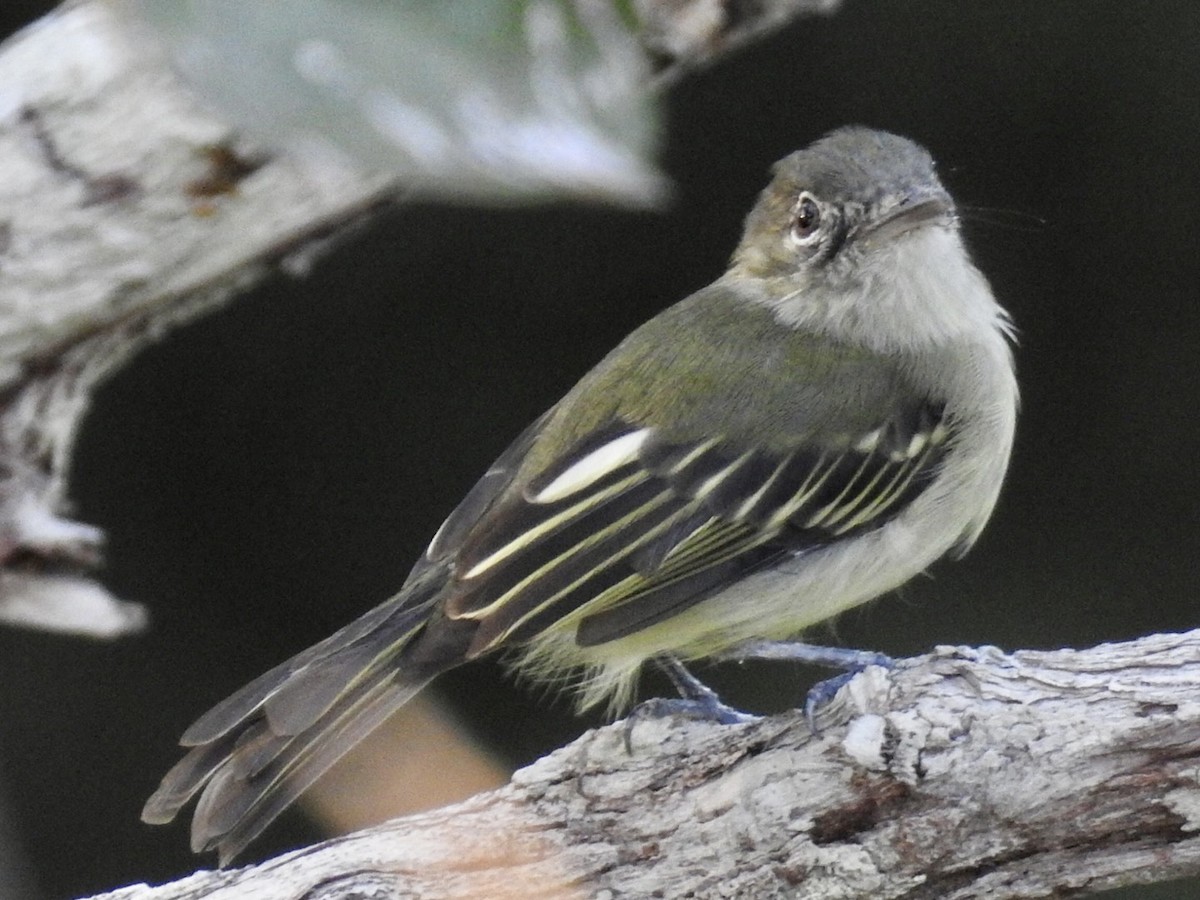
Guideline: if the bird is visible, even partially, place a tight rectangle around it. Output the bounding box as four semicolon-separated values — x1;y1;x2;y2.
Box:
142;126;1018;865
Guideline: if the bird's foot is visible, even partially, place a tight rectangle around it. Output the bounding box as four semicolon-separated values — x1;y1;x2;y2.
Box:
623;656;757;751
628;695;757;727
656;654;759;724
716;639;894;732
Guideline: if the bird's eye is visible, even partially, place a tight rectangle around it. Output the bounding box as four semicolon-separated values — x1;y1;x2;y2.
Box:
791;194;822;242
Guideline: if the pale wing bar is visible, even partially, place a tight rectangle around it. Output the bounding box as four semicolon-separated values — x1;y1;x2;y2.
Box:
575;405;950;645
442;405;948;654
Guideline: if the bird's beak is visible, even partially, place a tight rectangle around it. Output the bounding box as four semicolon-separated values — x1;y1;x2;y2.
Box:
865;190;955;243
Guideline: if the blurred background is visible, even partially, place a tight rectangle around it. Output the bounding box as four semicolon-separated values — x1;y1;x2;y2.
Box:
1;1;1199;897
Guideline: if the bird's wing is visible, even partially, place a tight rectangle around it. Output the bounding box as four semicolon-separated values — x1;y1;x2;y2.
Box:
440;400;951;654
405;408;556;586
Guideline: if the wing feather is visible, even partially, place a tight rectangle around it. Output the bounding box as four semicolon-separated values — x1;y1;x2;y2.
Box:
433;401;950;655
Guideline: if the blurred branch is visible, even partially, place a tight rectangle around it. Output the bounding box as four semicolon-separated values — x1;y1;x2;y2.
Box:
88;631;1200;899
638;0;842;83
0;0;840;638
0;1;392;637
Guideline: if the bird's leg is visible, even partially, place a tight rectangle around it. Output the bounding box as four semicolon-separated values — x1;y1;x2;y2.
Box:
624;656;757;749
715;639;893;730
716;639;891;669
656;656;758;724
623;642;891;750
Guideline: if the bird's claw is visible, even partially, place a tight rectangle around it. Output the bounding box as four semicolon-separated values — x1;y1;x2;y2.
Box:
715;639;894;734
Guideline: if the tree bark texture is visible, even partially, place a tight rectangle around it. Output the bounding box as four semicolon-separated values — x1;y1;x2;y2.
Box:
87;631;1200;899
0;0;394;636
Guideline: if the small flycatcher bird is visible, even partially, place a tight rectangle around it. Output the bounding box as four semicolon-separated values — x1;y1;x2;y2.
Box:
143;126;1018;864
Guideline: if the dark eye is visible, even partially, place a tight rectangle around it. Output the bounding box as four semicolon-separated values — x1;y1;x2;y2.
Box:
791;194;821;242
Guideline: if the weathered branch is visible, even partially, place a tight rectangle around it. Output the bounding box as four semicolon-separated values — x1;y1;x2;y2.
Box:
637;0;842;83
0;1;393;635
89;630;1200;899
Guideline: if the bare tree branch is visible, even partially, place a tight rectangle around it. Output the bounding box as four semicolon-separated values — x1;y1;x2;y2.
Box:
638;0;843;83
86;630;1200;899
0;1;393;636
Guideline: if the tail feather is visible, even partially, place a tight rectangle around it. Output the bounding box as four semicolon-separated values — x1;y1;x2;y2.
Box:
180;589;439;747
143;570;457;864
141;732;239;824
229;726;290;782
192;677;428;864
260;641;394;737
180;655;299;748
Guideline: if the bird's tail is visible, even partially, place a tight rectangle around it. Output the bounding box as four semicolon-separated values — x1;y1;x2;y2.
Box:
142;568;460;865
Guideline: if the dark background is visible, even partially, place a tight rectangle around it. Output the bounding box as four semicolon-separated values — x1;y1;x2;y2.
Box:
2;2;1199;897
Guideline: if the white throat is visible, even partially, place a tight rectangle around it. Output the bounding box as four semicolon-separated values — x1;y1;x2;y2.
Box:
747;226;1014;355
